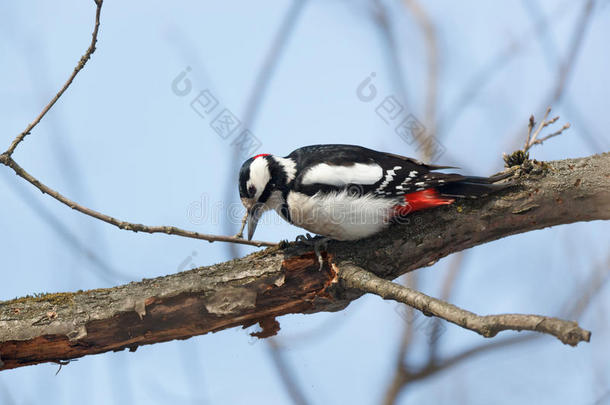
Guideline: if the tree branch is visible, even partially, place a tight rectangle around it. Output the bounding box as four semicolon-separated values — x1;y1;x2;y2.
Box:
4;0;103;157
0;154;275;248
339;263;590;345
0;153;608;370
0;0;274;250
382;253;610;405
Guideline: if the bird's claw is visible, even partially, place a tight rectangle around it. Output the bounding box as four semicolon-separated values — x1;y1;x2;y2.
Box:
295;234;330;271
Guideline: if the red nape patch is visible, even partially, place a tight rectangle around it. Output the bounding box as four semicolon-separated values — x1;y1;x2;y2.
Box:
253;153;270;159
393;188;455;216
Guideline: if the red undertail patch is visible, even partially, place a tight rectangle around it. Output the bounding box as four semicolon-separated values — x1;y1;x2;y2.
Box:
393;188;455;216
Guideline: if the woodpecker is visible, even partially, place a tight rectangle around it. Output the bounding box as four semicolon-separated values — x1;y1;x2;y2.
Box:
238;144;509;242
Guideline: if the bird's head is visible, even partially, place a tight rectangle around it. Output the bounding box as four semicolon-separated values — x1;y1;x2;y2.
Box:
238;153;290;240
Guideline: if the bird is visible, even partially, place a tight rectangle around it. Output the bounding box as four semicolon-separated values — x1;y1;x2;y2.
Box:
238;144;509;251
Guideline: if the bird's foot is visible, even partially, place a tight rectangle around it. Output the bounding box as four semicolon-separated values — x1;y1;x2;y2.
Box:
295;233;330;271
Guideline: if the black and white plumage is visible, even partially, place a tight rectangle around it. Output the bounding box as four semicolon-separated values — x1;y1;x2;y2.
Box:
238;144;509;241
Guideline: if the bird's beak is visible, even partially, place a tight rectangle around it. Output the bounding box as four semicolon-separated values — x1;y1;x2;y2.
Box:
247;203;264;241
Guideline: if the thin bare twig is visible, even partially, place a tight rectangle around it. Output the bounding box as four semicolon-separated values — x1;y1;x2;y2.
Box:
524;107;571;153
504;107;570;167
15;34;131;285
4;0;103;157
383;253;610;404
0;155;276;248
509;0;595;152
521;0;605;152
0;0;277;249
340;263;590;346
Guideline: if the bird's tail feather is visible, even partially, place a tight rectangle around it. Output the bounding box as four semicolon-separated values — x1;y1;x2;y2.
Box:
436;171;512;198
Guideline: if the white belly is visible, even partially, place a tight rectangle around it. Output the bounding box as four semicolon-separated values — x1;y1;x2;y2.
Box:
284;190;397;240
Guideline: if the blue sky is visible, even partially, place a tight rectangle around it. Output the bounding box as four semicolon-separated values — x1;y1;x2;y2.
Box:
1;1;609;404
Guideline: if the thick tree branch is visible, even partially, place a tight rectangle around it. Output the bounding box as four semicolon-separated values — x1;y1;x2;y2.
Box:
339;263;590;345
0;153;608;370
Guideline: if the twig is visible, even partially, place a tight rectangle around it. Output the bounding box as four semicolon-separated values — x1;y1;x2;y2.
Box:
504;106;570;167
4;0;103;157
521;0;605;152
339;263;590;346
0;155;276;248
523;106;570;152
430;254;610;377
508;0;594;153
0;0;274;249
382;254;610;405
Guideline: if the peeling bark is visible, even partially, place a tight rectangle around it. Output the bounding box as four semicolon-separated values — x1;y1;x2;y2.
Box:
1;154;609;371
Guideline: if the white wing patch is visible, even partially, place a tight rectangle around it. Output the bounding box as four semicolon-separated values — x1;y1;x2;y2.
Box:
301;163;383;186
274;157;297;182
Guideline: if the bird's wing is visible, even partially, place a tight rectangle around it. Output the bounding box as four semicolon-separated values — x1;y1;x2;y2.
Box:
289;144;462;198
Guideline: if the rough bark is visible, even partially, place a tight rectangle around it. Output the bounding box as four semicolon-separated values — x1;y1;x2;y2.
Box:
1;153;608;371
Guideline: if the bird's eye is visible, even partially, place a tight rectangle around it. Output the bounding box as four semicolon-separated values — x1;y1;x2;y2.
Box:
248;185;256;198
